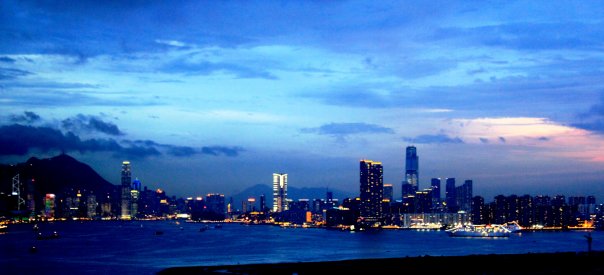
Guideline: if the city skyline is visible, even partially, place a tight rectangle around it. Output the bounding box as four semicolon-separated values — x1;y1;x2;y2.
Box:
1;1;604;199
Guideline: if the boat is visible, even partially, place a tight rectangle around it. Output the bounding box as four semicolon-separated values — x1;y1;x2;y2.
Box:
446;224;511;237
0;224;7;232
505;221;523;232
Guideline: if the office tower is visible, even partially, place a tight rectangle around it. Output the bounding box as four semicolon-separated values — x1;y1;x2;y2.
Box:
247;197;256;212
326;191;333;201
130;178;141;218
359;160;383;225
456;180;473;212
414;189;432;213
273;173;288;212
120;161;132;219
431;178;441;202
259;194;266;213
44;193;55;218
402;183;415;198
383;184;393;202
445;178;457;213
204;194;225;219
471;196;485;224
404;146;419;191
87;195;97;218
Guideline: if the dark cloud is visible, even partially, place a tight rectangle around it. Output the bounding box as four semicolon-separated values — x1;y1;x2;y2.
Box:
299;86;394;109
572;92;604;133
537;137;549;141
402;134;463;144
431;22;604;51
62;114;124;136
10;111;41;124
302;123;395;138
0;67;32;80
498;137;506;143
201;146;245;157
0;57;16;63
0;123;244;159
0;124;139;157
126;140;244;158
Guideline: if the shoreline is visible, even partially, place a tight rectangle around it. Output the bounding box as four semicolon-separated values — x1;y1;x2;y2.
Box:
158;251;604;274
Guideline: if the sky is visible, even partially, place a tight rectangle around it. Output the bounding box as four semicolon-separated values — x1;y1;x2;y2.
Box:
1;1;604;200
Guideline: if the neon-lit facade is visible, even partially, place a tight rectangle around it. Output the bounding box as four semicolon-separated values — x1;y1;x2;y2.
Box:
272;173;288;212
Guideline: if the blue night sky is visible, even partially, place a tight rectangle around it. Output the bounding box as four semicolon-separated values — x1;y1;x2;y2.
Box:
1;1;604;200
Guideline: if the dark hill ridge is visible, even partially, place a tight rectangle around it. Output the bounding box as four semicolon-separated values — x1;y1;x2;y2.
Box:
0;154;117;208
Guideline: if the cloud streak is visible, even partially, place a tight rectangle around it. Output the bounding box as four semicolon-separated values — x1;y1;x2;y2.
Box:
402;134;463;144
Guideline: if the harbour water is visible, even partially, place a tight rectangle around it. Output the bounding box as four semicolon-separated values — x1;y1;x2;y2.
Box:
1;221;602;274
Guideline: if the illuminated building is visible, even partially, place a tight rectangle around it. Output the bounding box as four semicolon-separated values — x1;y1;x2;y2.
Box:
403;146;419;194
44;193;55;218
130;189;139;218
130;178;141;218
359;159;383;226
120;161;132;219
445;178;457;213
259;194;266;212
383;184;393;202
431;178;441;204
206;193;225;219
87;195;97;218
272;173;288;212
455;180;473;212
247;197;256;212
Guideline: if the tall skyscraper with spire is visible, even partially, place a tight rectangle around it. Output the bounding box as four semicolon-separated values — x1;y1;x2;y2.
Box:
402;146;419;198
120;161;132;219
272;173;288;212
359;159;383;227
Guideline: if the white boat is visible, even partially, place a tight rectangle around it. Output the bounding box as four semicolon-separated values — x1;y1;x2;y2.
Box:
505;221;523;232
446;224;511;237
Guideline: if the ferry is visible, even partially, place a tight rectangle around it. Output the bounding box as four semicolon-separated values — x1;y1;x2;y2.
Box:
446;224;511;237
505;221;523;233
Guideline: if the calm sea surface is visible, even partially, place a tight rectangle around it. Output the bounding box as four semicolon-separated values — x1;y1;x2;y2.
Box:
1;221;602;274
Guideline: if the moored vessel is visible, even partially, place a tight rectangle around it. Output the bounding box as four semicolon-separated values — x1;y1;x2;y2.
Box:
446;224;511;237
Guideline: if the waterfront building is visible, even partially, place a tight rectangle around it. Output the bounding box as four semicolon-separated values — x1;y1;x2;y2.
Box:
259;194;267;213
359;159;383;226
431;178;441;204
120;161;132;219
456;180;473;212
273;173;288;212
383;184;393;202
44;193;55;218
87;194;97;219
445;178;457;213
404;146;419;194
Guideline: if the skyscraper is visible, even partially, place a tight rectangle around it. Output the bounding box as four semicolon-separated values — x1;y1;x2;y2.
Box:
456;180;473;212
273;173;288;212
130;178;141;219
359;159;383;226
445;178;457;213
120;161;132;219
259;194;266;213
383;184;393;202
404;146;419;195
431;178;441;204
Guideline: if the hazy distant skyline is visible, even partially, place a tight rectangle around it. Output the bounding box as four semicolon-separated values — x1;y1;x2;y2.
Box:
1;1;604;199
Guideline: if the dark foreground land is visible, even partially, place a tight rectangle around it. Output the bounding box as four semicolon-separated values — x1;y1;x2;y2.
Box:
158;251;604;275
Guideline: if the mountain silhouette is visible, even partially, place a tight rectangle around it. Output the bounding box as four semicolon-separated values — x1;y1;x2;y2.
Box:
0;154;118;212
